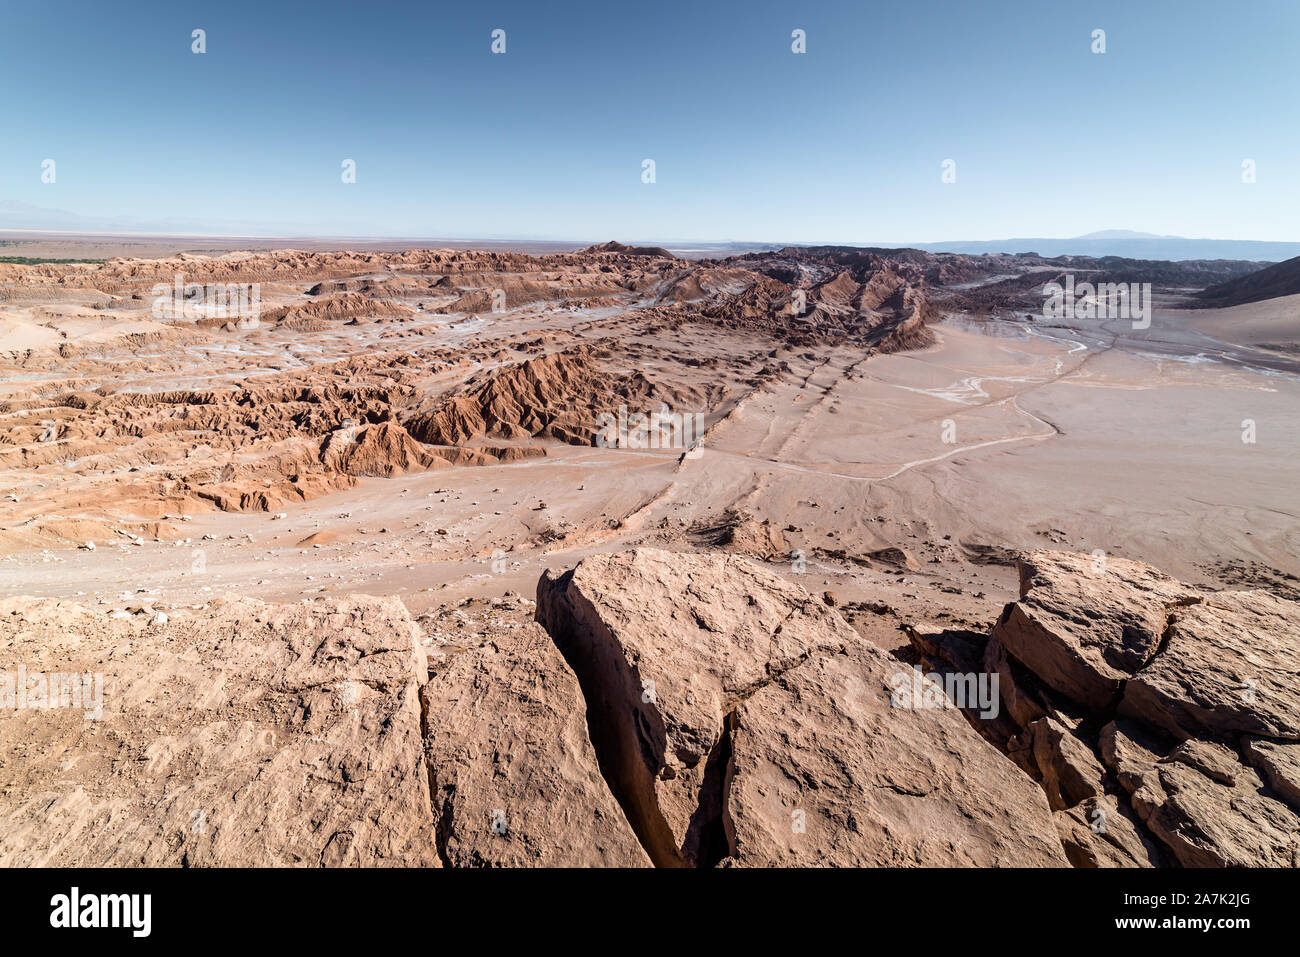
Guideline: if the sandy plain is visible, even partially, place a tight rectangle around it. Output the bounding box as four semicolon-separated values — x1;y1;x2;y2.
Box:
1;245;1295;633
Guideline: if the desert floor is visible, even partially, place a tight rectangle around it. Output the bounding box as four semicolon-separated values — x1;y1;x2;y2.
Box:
4;283;1295;637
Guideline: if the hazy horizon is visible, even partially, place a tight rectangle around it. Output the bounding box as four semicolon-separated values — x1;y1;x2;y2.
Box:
2;206;1297;256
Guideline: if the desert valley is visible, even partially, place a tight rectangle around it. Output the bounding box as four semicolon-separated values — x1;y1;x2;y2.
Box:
0;238;1297;868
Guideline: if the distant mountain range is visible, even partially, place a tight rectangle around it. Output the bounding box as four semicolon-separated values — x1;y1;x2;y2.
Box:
899;230;1300;263
3;204;1298;264
1196;253;1300;307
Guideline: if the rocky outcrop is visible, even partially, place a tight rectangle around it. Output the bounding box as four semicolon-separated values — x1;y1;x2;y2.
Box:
723;646;1065;866
404;349;715;448
973;551;1300;868
1054;795;1159;868
1098;722;1298;867
319;420;449;476
420;622;649;867
582;241;678;259
1031;715;1107;811
405;351;606;446
1243;738;1300;812
688;509;787;561
0;595;437;867
1195;253;1300;308
991;551;1200;710
689;255;939;352
8;545;1294;869
1119;589;1300;740
1138;757;1297;868
1;591;649;869
261;292;414;328
536;548;1067;867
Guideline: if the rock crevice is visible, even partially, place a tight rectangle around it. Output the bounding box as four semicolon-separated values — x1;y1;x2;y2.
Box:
916;549;1300;868
537;548;1067;867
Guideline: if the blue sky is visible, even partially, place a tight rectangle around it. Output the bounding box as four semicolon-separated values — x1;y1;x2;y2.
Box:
1;0;1297;242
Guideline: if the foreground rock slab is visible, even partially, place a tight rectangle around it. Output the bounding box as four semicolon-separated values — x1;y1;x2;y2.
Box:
1244;737;1300;812
536;548;1067;867
1101;721;1299;867
1054;795;1158;868
1120;590;1300;740
724;647;1067;866
991;551;1199;710
420;622;649;867
0;595;437;867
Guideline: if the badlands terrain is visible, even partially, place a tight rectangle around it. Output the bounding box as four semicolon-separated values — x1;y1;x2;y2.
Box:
0;239;1298;867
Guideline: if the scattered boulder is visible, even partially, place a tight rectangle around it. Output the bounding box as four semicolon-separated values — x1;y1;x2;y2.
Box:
689;509;787;561
868;546;920;571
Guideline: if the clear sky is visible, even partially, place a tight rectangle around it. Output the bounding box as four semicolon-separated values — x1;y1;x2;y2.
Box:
1;0;1297;243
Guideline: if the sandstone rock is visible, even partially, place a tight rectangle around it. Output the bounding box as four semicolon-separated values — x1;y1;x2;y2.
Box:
262;291;413;327
868;546;920;571
1054;795;1159;868
990;551;1200;711
536;548;1067;867
1120;590;1300;741
319;420;446;477
1099;720;1300;867
1243;737;1300;812
905;626;1030;763
993;554;1300;750
1159;738;1239;786
1030;716;1107;811
420;622;649;867
690;509;787;561
906;625;984;674
983;634;1052;728
1099;720;1168;823
1146;761;1299;867
536;548;851;866
724;647;1067;866
0;595;436;867
404;348;715;450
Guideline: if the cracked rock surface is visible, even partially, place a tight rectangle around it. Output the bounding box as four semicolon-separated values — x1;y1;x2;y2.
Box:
0;594;437;866
420;621;649;867
7;544;1295;867
950;549;1300;868
536;548;1068;866
991;551;1201;710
